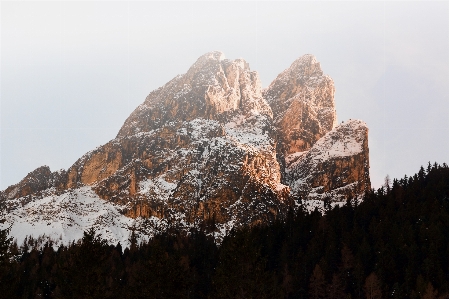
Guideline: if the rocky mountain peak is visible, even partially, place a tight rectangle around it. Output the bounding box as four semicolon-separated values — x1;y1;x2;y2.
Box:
1;52;371;247
117;51;270;138
288;54;323;81
264;54;337;156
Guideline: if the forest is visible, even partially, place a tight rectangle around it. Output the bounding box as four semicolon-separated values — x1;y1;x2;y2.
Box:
0;162;448;299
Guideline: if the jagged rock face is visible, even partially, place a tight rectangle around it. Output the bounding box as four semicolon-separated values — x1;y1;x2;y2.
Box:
87;118;289;226
61;52;288;229
264;54;337;155
0;51;370;246
285;120;371;201
117;51;272;138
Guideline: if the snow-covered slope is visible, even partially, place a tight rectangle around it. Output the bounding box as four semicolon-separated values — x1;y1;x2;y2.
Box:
3;187;133;248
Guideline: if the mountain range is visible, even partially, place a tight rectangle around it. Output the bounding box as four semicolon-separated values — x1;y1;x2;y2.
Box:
0;52;370;246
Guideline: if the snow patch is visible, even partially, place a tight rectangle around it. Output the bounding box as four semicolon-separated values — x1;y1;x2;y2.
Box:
138;176;177;201
1;187;135;249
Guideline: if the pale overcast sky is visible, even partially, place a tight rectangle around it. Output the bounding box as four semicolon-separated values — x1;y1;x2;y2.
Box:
1;1;449;190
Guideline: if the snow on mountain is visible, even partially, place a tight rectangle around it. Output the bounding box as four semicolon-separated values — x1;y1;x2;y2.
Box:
286;119;370;202
0;52;370;247
2;187;133;249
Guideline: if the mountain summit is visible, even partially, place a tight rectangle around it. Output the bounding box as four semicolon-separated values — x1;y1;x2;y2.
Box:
0;52;370;246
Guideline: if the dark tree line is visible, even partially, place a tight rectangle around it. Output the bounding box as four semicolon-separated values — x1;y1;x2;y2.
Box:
0;162;449;298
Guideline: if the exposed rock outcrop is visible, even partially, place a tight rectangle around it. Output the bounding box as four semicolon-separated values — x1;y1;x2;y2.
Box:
2;166;67;200
264;54;337;156
117;51;272;138
285;119;371;202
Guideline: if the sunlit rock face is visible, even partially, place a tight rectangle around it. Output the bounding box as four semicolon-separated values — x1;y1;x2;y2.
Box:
263;54;369;203
264;54;337;156
117;51;272;138
1;52;370;246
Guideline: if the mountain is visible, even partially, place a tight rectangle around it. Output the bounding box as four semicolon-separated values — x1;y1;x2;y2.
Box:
0;52;370;246
264;54;370;202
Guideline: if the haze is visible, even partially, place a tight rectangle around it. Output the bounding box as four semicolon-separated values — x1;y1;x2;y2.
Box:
1;1;449;190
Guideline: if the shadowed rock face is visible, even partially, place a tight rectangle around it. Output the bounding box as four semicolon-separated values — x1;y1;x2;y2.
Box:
2;166;68;200
1;52;370;244
285;119;371;202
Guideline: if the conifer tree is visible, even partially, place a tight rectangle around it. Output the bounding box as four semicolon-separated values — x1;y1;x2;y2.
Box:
309;264;326;299
0;225;14;297
327;273;346;299
422;282;438;299
0;225;12;265
364;272;382;299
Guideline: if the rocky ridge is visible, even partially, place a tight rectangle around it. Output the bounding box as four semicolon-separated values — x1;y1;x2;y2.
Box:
0;52;370;246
